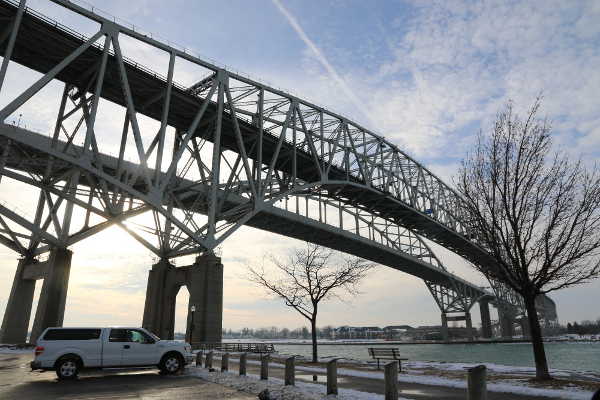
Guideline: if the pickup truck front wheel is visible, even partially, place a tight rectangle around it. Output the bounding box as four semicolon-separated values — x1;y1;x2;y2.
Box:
56;356;80;380
159;352;184;374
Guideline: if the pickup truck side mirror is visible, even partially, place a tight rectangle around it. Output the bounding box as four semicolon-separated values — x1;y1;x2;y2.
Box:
145;338;156;344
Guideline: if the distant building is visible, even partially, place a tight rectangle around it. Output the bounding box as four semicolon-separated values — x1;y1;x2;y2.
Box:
383;325;414;340
332;324;475;341
409;325;477;340
333;326;384;339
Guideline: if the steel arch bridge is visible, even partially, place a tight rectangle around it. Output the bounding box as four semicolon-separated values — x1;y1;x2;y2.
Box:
0;0;555;343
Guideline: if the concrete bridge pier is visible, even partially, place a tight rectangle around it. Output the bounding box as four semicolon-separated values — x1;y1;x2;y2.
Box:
441;313;449;342
520;317;530;338
187;253;223;345
0;248;72;344
479;299;493;339
0;257;37;343
142;253;223;344
441;312;475;341
30;248;73;342
142;259;178;340
499;311;515;339
465;312;474;341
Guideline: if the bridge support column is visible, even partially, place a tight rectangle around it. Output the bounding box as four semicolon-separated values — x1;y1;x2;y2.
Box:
142;259;178;340
499;311;515;339
0;257;37;344
30;248;73;342
479;300;493;339
441;313;449;342
187;253;223;345
465;312;474;341
520;317;530;338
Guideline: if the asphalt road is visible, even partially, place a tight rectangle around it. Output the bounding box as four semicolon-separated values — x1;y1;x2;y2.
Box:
0;353;255;399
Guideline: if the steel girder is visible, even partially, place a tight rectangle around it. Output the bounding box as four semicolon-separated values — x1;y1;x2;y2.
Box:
0;0;500;267
0;0;519;311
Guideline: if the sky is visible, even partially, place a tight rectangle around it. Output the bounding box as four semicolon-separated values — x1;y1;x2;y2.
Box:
1;0;600;334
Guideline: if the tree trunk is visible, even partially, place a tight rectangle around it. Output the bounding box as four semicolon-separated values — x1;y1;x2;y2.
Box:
524;293;551;380
311;318;318;363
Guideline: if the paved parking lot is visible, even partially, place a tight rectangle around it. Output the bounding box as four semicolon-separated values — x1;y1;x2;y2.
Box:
0;353;255;399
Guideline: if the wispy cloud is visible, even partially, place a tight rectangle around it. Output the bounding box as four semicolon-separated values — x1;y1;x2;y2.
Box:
270;0;379;130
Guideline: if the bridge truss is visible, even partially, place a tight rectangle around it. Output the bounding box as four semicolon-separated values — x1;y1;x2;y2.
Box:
0;0;556;339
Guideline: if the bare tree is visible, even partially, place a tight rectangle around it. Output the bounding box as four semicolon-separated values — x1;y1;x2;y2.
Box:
247;243;374;363
457;97;600;380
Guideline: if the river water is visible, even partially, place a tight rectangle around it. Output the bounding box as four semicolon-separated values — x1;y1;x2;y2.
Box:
269;342;600;373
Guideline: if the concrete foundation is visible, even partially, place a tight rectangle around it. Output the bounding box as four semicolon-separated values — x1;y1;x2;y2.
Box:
0;248;72;344
465;312;474;341
141;259;178;340
520;317;530;338
442;312;476;341
479;300;493;339
499;311;515;338
30;249;73;342
0;257;37;343
142;253;223;344
441;313;449;342
187;253;223;345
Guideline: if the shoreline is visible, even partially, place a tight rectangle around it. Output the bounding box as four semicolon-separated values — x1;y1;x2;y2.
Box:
223;338;599;346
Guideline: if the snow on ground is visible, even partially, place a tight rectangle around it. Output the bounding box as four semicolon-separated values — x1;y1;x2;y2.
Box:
187;366;409;400
406;360;580;378
0;345;33;354
198;354;596;400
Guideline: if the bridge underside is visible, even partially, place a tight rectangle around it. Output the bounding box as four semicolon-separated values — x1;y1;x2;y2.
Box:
0;0;552;344
0;0;499;271
0;128;482;291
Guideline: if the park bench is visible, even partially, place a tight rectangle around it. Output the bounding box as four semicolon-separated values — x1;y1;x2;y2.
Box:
368;347;408;371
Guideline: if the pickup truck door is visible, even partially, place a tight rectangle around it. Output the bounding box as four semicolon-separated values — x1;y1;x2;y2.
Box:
102;329;128;367
121;329;158;366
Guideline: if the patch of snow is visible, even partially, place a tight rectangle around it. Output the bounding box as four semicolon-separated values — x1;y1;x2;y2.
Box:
0;345;33;354
202;355;595;400
406;360;576;377
186;366;409;400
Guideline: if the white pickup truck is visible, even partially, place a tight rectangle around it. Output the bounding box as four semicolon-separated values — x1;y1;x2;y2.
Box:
30;327;194;379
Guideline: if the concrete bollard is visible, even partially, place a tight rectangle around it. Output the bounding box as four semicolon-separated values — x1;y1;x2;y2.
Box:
384;361;398;400
260;355;270;380
327;359;338;395
221;352;229;372
467;365;487;400
205;351;213;369
195;351;203;367
239;353;247;376
285;356;295;386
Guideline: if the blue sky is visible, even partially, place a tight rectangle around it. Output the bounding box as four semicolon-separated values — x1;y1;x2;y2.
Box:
1;0;600;333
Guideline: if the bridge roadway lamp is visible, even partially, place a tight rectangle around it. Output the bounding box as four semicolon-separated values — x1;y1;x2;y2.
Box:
190;305;196;347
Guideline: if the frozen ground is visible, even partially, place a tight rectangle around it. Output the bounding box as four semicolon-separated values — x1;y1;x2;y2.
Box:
0;345;33;354
193;352;598;400
188;367;407;400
